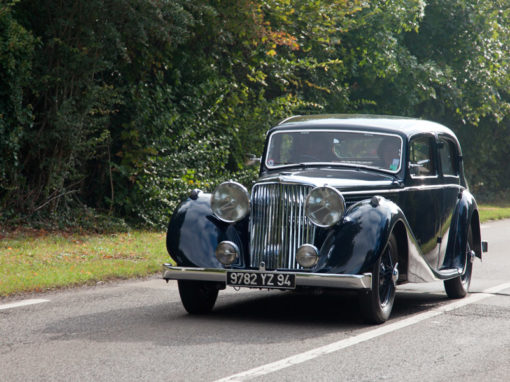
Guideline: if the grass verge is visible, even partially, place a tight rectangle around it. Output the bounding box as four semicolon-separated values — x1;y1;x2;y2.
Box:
1;204;509;297
478;204;510;223
0;229;170;297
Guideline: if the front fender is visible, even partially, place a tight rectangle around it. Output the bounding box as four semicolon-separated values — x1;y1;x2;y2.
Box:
316;197;404;275
166;192;248;268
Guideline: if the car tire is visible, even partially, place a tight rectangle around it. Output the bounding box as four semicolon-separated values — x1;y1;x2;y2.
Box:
444;226;473;299
177;280;219;314
360;233;398;324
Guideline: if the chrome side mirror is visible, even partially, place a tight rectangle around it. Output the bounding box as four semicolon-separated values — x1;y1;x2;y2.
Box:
245;153;261;166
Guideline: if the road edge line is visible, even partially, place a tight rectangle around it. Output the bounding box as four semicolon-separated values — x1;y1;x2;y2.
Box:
0;299;50;311
214;282;510;382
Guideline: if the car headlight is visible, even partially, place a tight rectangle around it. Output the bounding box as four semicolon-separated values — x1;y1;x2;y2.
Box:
211;181;250;223
305;186;345;227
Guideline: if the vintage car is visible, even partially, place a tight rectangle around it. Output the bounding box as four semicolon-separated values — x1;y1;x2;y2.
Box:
163;115;487;323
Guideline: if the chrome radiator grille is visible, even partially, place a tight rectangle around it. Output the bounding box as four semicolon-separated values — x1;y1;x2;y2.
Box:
249;183;316;270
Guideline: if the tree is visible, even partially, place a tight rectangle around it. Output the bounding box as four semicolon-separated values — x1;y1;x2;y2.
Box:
2;0;509;228
0;1;35;217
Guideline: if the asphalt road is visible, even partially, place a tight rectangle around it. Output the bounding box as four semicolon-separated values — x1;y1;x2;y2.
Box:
1;219;509;382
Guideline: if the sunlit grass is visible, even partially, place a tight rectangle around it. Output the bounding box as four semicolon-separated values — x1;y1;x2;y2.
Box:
1;203;509;297
0;230;171;297
479;204;510;223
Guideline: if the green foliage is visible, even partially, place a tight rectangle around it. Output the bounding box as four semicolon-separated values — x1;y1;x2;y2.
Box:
404;0;510;123
401;0;510;197
1;0;510;229
0;1;35;214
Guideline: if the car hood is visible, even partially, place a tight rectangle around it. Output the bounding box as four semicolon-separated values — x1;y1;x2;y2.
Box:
256;168;399;192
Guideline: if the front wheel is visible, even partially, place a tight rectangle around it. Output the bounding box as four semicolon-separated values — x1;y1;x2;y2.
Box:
177;280;219;314
444;226;474;299
360;233;399;324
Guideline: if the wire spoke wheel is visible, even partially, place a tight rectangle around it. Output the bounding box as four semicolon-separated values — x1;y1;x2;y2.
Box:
360;233;398;324
379;249;395;308
444;226;474;299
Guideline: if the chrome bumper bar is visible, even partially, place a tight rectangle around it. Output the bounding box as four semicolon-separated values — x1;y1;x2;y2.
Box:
162;264;372;290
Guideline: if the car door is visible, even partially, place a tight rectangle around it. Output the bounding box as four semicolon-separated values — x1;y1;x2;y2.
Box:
400;134;443;269
436;136;462;268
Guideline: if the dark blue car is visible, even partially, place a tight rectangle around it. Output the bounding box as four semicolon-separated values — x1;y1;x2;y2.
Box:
164;115;487;323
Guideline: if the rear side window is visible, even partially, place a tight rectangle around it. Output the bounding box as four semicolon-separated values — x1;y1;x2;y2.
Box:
438;139;458;176
409;136;436;177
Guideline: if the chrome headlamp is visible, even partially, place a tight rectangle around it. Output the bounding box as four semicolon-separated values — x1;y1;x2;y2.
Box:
296;244;319;268
211;181;250;223
304;186;346;227
215;241;239;265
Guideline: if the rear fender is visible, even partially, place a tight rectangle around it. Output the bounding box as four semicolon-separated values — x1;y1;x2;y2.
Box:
442;190;482;270
166;192;248;268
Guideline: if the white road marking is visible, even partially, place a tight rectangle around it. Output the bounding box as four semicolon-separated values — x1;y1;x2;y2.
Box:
0;299;49;311
215;282;510;382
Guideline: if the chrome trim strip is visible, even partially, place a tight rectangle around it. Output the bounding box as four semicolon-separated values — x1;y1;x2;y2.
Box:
162;265;227;282
341;184;464;196
277;115;301;125
162;264;372;290
410;174;439;180
253;180;463;197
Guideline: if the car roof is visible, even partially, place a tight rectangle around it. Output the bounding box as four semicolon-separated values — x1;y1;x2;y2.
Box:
271;114;457;140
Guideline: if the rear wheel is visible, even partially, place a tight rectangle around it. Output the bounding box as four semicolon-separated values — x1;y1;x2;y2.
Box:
444;226;474;299
360;233;399;324
178;280;219;314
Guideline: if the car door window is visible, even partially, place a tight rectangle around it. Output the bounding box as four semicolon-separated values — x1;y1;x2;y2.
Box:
438;139;458;176
409;137;436;177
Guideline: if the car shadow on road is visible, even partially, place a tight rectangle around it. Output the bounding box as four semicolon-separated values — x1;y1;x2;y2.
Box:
208;288;449;326
40;289;452;347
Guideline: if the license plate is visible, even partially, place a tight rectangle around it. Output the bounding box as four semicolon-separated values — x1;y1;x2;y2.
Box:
226;271;296;289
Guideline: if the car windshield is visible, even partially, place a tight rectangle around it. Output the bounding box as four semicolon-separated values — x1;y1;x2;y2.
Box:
265;130;403;173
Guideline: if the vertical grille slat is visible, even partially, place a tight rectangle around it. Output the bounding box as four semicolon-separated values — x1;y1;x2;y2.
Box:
249;183;316;270
283;186;289;268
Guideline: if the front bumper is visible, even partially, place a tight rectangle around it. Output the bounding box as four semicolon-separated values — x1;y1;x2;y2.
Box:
162;264;372;290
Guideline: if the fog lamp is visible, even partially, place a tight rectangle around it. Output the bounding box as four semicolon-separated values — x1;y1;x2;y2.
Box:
296;244;319;268
215;241;239;265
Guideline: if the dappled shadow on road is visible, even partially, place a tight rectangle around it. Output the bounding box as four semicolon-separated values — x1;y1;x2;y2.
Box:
41;288;452;348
